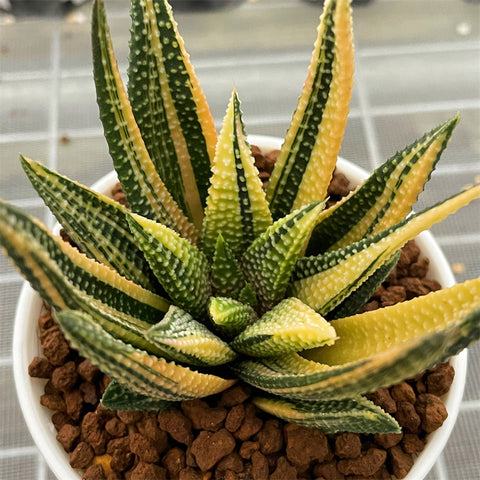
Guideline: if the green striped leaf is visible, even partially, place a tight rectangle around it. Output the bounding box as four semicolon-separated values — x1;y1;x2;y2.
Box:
92;0;197;242
202;89;272;257
127;212;211;318
102;381;177;412
266;0;354;219
306;115;460;255
0;199;172;356
325;250;401;320
128;0;217;228
56;310;236;401
233;282;480;400
146;306;237;366
292;184;480;315
253;395;400;434
230;298;336;357
241;201;326;313
20;156;160;292
211;234;246;299
209;297;258;338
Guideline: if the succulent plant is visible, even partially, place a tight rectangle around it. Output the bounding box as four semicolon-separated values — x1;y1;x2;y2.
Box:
1;0;480;436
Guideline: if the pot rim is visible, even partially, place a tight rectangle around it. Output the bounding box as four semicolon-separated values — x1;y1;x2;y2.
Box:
12;134;467;480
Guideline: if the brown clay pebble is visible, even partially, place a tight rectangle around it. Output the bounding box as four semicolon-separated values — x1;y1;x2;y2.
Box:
215;452;244;476
28;356;54;378
334;432;362;458
129;462;167;480
116;410;143;425
284;423;329;468
52;411;73;432
190;428;236;471
365;388;397;414
56;423;81;452
181;399;227;431
179;467;203;480
256;418;284;454
40;393;65;412
51;361;77;392
402;433;426;454
77;358;100;383
395;401;421;433
337;447;387;477
312;460;345;479
270;456;298;480
69;441;94;469
251;451;269;480
234;404;263;441
41;328;71;366
82;464;106;480
105;417;128;438
225;403;245;433
389;445;414;479
157;409;194;445
64;390;84;421
162;447;186;476
136;414;169;453
391;381;416;404
239;440;259;459
373;432;403;449
81;411;109;455
427;362;455;396
220;385;251;407
129;432;160;463
415;393;448;433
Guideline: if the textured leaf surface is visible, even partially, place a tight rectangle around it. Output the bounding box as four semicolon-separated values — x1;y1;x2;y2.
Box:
57;310;236;401
128;0;217;228
102;381;176;412
242;201;326;312
0;200;172;355
253;395;400;434
209;297;258;338
127;212;211;317
292;185;480;314
20;156;159;291
211;234;246;299
306;276;480;364
92;0;197;242
231;298;336;357
146;306;237;366
233;294;480;400
202;90;272;257
267;0;354;219
306;115;459;255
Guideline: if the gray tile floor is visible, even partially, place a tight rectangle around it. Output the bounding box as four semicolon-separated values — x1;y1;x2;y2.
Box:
1;0;479;478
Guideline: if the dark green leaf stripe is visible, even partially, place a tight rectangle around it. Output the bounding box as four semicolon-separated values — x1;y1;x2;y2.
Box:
253;395;400;434
92;0;197;242
305;115;460;255
56;310;235;401
241;201;325;312
202;89;272;258
20;156;160;292
292;184;480;314
128;0;217;227
102;381;177;411
127;212;211;318
233;308;480;400
266;0;353;219
146;306;237;366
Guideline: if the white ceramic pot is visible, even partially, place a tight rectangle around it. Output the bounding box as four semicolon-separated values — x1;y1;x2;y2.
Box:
13;135;467;480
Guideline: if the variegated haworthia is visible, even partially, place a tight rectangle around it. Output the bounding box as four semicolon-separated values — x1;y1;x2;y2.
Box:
1;0;479;436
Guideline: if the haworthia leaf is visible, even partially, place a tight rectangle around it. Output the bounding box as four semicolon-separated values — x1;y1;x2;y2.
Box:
306;276;480;365
241;201;326;313
266;0;354;219
211;235;246;299
253;395;400;434
20;156;160;292
292;185;480;315
233;286;480;400
146;306;237;366
127;212;211;318
0;200;172;356
56;310;236;401
128;0;217;228
209;297;258;338
325;250;401;320
92;0;197;242
202;89;272;257
306;115;460;255
102;381;177;412
230;298;336;357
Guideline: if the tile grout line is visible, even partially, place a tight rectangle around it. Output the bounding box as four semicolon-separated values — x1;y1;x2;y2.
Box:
434;452;450;480
352;57;382;169
37;452;48;480
0;446;39;459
